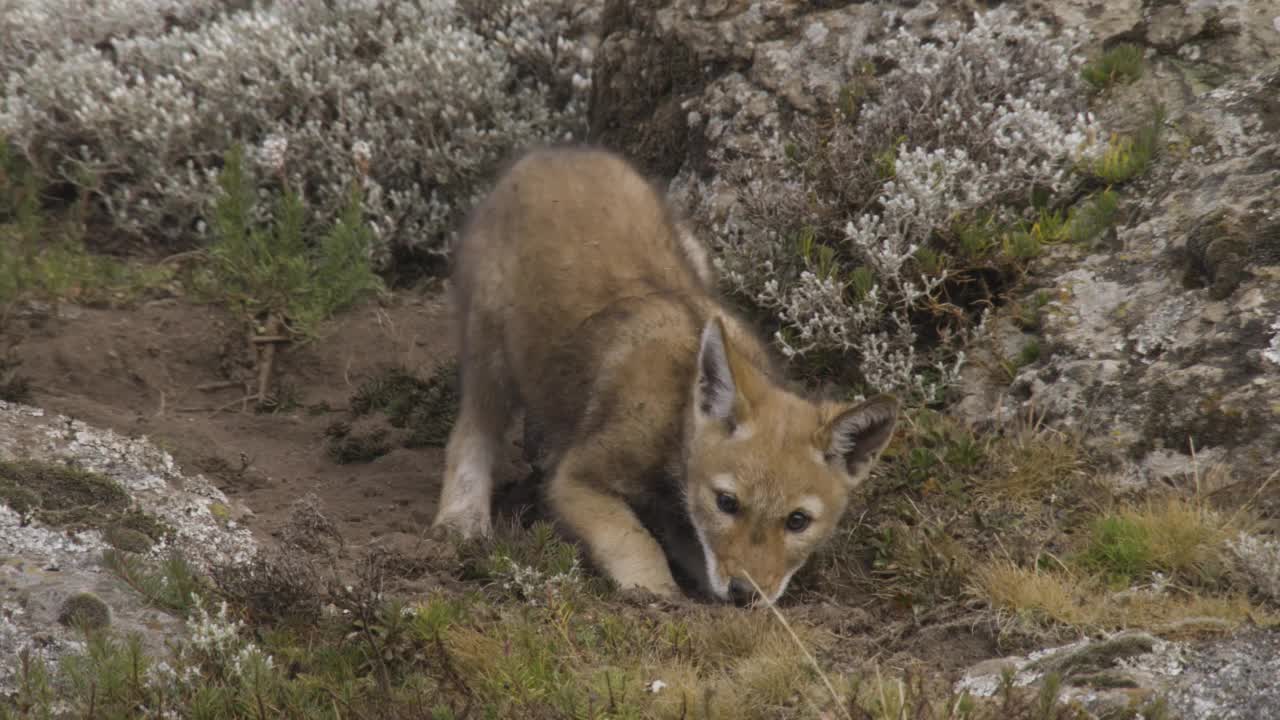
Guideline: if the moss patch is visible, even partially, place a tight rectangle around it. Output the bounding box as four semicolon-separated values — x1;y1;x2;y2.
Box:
102;525;154;554
0;350;32;403
351;361;459;446
0;460;128;524
57;592;111;631
326;362;459;463
1180;208;1252;299
0;460;172;541
324;424;392;464
1028;632;1155;677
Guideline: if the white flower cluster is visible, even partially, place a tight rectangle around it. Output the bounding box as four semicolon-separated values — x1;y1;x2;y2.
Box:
495;555;584;605
187;593;245;659
1263;314;1280;367
707;7;1103;398
0;0;598;264
135;593;276;710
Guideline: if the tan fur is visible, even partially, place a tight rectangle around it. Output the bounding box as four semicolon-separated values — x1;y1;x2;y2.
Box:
434;146;899;604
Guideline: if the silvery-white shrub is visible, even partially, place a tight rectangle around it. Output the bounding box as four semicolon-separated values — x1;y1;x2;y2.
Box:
699;7;1107;400
1229;532;1280;605
0;0;599;267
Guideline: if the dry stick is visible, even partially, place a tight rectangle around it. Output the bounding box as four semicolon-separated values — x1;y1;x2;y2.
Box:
254;313;285;406
742;571;853;720
216;394;260;416
196;380;242;392
172;394;260;414
1228;467;1280;529
250;335;290;344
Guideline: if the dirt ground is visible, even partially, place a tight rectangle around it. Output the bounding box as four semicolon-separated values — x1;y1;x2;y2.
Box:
6;290;534;562
5;289;1005;679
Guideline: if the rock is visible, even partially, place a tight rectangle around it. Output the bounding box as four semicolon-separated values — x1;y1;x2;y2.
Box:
0;400;257;694
589;0;725;179
959;628;1280;720
959;64;1280;489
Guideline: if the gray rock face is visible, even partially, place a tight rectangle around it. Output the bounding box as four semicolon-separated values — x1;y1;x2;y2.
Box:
0;400;257;694
959;628;1280;720
592;0;1280;495
982;66;1280;492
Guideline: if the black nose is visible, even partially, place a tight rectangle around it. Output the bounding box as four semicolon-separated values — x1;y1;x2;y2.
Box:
728;577;756;606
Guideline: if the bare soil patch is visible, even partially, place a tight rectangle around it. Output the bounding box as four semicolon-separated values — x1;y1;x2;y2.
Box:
7;291;529;568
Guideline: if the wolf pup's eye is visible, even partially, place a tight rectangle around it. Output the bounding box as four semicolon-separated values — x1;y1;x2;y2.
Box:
785;511;811;532
716;492;739;515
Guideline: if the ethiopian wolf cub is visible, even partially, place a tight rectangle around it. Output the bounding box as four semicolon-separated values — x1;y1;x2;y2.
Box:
432;146;898;604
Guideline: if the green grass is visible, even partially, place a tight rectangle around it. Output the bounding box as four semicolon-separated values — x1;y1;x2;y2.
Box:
1081;44;1145;90
1;136;175;310
4;551;1114;720
103;549;210;617
6;437;1268;719
1065;190;1120;245
1088;109;1163;186
1011;291;1053;333
1079;498;1239;588
1082;515;1152;585
996;339;1044;381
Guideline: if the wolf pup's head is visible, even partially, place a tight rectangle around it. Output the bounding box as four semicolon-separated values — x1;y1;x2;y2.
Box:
683;317;898;605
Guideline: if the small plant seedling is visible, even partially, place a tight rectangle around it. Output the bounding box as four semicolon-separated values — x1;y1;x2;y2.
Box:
1082;43;1145;90
1066;190;1120;245
1088;107;1164;186
198;143;383;410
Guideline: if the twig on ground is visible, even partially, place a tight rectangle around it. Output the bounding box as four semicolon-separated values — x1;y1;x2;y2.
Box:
196;380;243;392
744;571;853;720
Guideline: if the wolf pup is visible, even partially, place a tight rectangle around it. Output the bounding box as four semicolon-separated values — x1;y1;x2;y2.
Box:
433;146;898;605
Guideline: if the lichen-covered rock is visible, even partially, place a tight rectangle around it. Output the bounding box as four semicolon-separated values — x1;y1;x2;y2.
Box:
0;400;257;694
959;628;1280;720
968;62;1280;491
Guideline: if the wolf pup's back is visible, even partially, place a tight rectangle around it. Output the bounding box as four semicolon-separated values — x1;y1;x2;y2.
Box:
434;146;899;605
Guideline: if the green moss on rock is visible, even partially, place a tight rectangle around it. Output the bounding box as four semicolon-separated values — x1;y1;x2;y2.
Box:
0;460;128;528
103;524;154;554
57;592;111;631
1181;209;1253;300
0;460;173;540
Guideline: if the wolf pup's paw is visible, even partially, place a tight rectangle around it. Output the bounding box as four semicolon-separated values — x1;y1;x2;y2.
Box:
429;509;492;542
615;585;682;607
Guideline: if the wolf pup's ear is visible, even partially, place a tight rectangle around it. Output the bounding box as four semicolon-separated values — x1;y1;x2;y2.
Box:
822;394;899;487
694;317;740;429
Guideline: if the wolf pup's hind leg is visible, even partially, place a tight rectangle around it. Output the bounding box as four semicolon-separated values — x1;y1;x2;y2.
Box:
432;317;515;539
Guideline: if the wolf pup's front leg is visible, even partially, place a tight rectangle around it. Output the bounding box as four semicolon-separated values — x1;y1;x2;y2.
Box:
433;341;516;539
545;448;680;597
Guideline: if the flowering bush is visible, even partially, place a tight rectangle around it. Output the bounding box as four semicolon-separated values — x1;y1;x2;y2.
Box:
0;0;230;80
0;0;598;268
703;8;1108;400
